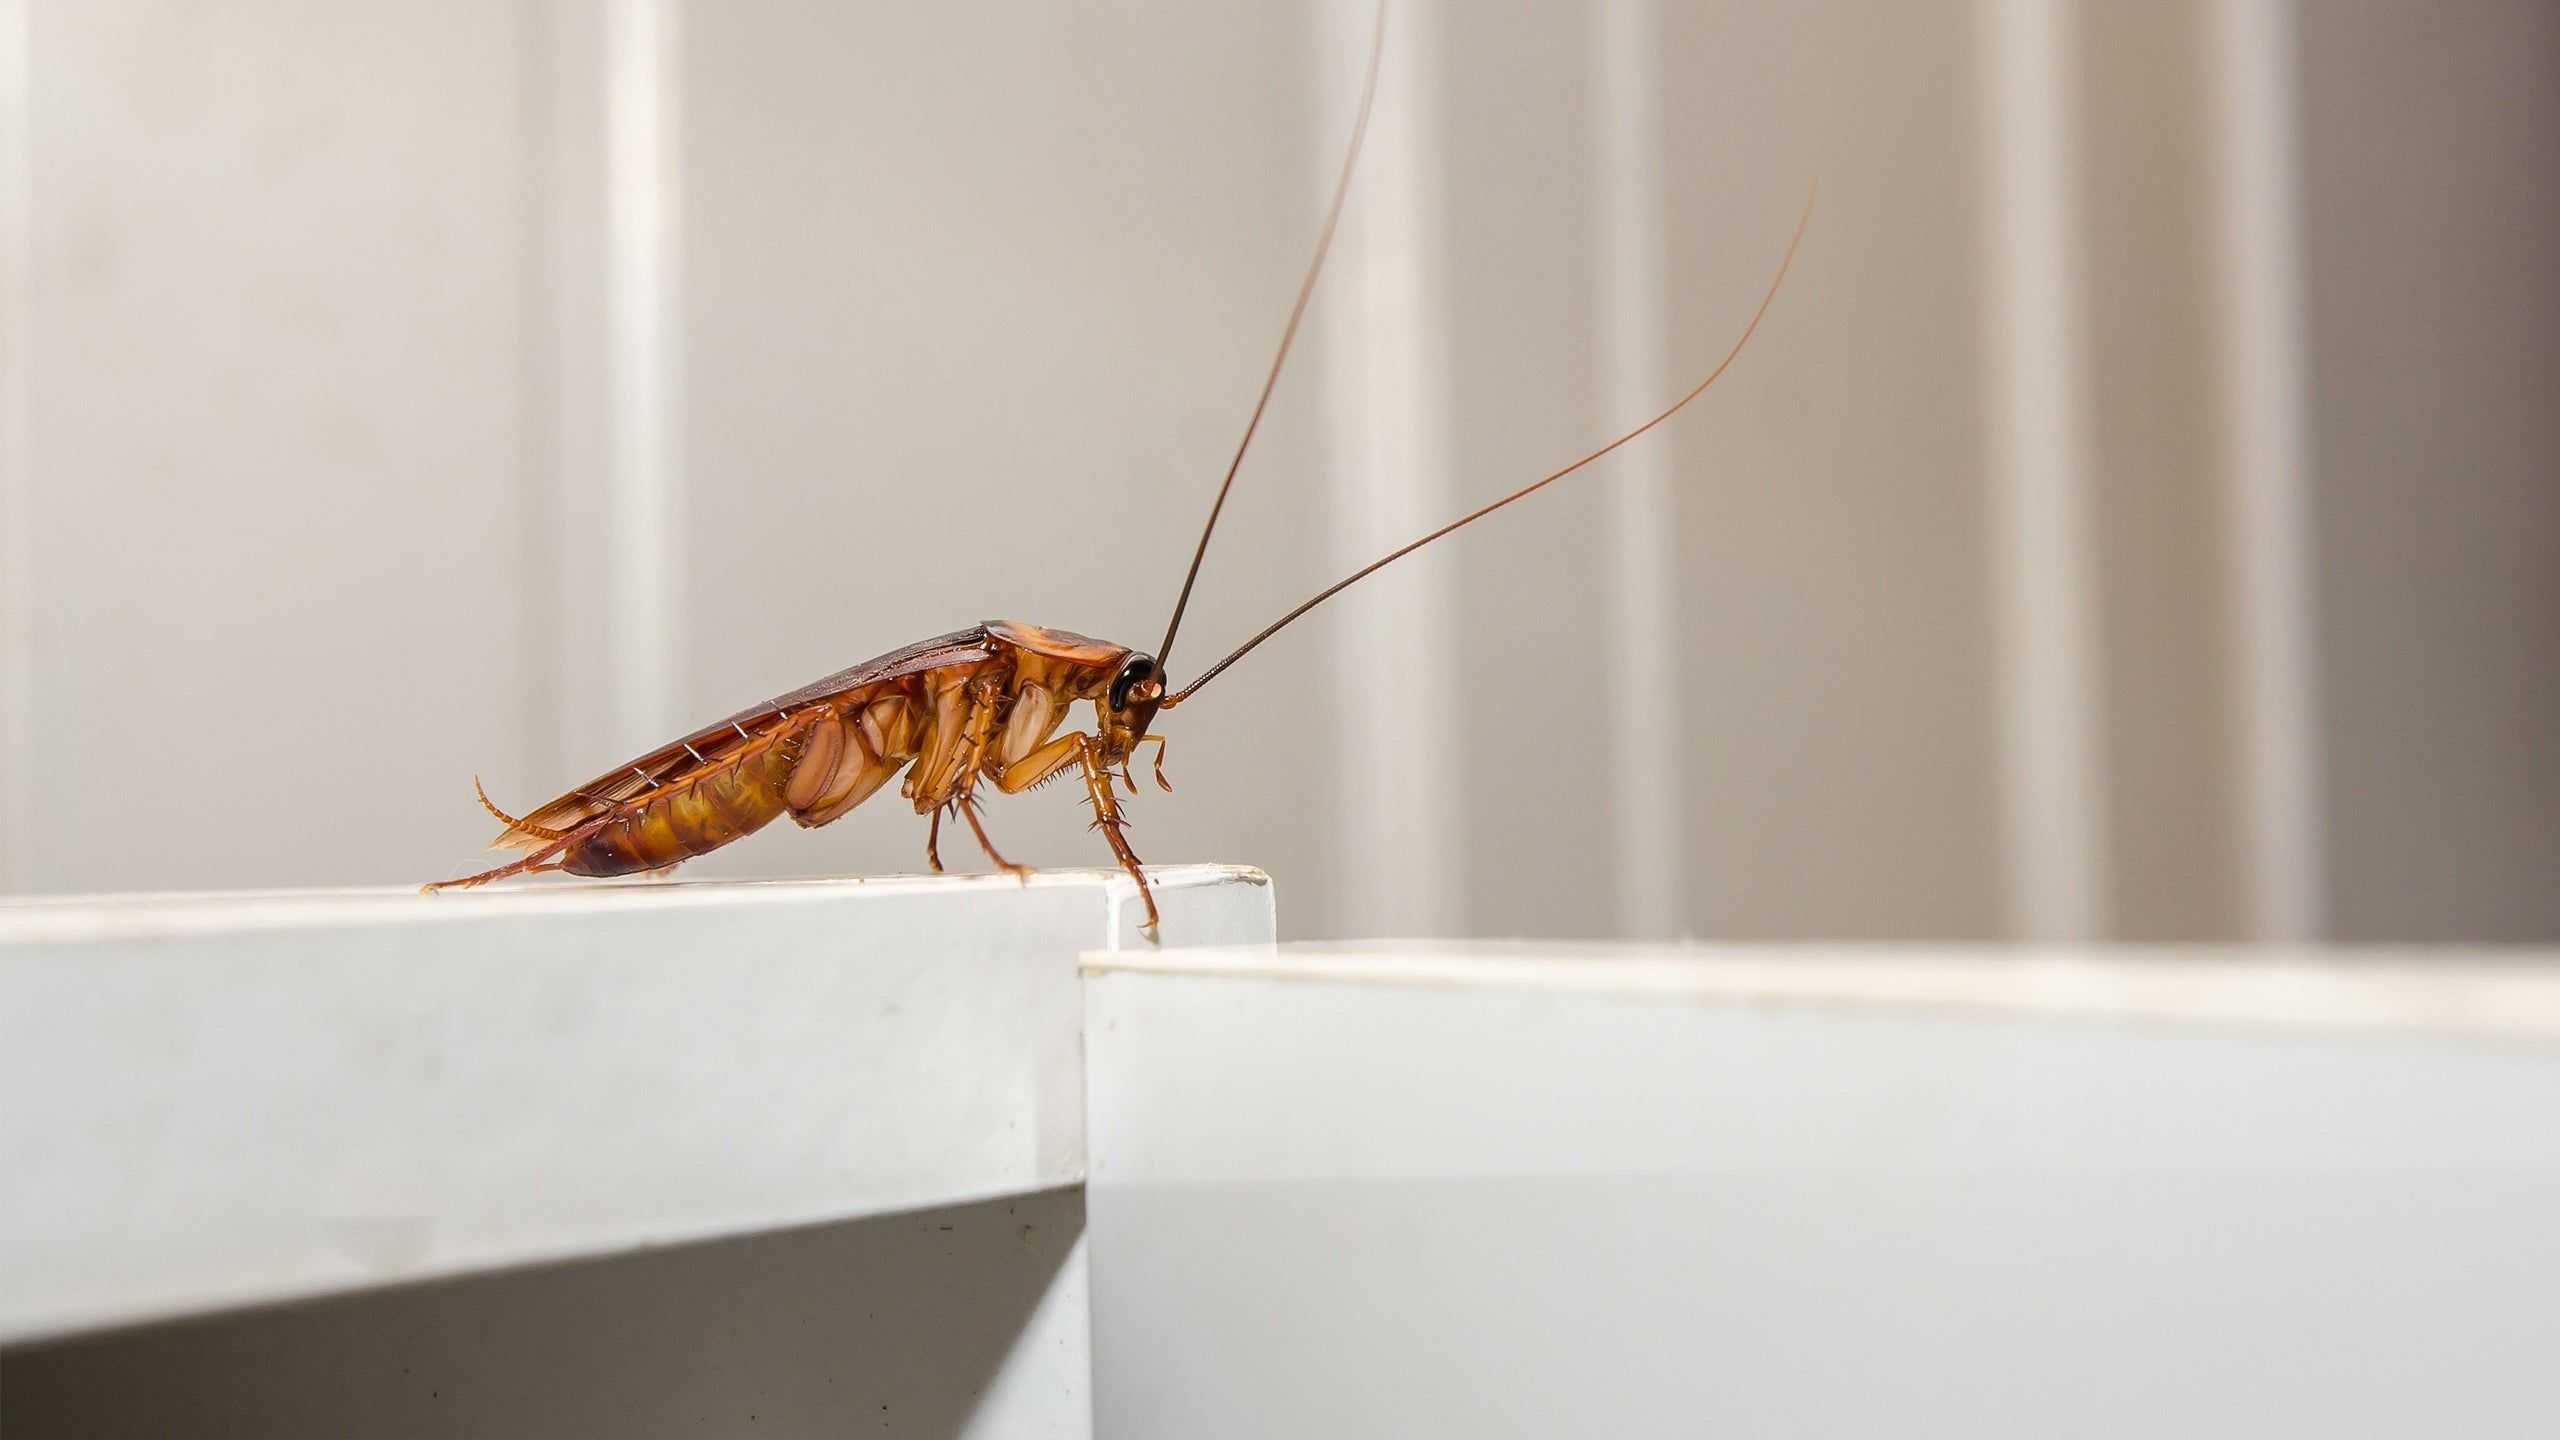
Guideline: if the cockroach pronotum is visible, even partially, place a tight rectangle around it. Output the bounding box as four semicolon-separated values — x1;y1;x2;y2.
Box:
427;3;1809;936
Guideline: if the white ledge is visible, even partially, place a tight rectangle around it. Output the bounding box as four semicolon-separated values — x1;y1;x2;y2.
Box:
1081;938;2560;1434
1084;940;2560;1047
0;864;1273;1344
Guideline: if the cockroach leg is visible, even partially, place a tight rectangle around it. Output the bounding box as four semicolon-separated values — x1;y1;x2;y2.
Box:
1139;734;1172;792
924;680;1029;882
1075;734;1158;937
925;805;946;873
956;792;1032;882
421;838;574;893
988;730;1156;932
994;731;1085;796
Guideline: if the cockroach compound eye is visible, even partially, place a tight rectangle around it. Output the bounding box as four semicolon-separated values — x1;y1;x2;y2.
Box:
1108;655;1158;712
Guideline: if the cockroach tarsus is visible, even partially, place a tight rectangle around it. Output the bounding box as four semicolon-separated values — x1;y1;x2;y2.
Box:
426;1;1810;938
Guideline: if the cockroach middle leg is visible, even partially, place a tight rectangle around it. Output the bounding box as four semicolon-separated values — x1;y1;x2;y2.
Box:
926;677;1029;880
956;792;1032;882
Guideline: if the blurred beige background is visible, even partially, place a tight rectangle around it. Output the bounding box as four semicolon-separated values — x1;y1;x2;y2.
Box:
0;0;2551;942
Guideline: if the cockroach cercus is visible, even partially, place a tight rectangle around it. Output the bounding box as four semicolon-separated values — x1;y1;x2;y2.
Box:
428;3;1809;937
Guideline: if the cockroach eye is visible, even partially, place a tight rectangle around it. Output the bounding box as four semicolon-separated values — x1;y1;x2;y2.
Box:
1110;655;1158;711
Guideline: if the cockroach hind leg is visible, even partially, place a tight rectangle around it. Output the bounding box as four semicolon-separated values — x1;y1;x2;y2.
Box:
422;847;569;893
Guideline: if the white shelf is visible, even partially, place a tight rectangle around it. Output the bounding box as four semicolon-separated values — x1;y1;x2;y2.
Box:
1083;941;2560;1438
0;864;1273;1344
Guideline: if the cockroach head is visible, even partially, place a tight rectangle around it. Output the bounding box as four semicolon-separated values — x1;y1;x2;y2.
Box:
1104;653;1166;749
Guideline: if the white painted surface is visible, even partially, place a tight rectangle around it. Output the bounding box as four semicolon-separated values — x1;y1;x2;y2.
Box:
2291;2;2560;942
602;0;684;755
1085;941;2560;1436
7;1189;1094;1440
14;0;558;895
2210;0;2323;942
1312;0;1462;939
1979;0;2108;940
0;0;27;894
1591;0;1685;939
0;862;1272;1344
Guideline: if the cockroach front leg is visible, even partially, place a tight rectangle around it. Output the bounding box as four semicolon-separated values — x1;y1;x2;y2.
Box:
996;732;1085;795
1116;735;1174;795
1081;745;1160;937
924;806;946;873
998;731;1160;937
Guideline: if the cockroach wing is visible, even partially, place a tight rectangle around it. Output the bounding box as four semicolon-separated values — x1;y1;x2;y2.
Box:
985;619;1129;668
742;627;999;715
492;626;996;848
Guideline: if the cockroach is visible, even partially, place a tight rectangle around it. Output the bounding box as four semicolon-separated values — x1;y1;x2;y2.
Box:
427;3;1809;936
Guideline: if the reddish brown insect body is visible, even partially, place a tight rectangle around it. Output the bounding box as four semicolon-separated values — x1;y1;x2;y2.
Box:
430;0;1808;937
430;622;1172;924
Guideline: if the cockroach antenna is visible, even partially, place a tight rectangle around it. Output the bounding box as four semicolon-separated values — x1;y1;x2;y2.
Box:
1161;185;1815;708
1155;0;1391;676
